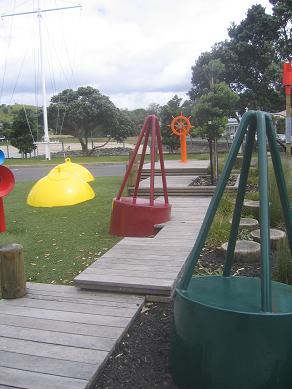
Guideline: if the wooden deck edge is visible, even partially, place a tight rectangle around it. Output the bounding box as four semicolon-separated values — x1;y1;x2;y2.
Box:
86;296;145;389
74;280;172;297
129;177;239;196
141;170;208;177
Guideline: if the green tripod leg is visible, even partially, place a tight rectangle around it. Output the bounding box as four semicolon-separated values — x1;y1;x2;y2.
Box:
223;125;256;276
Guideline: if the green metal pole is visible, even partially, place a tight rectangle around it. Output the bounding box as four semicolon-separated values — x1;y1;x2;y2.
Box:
223;126;256;276
178;111;254;291
257;112;272;312
266;116;292;255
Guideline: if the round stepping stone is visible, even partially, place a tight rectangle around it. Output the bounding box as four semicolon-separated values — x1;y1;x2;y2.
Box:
229;217;259;231
250;228;286;249
235;155;243;169
243;199;260;218
221;240;261;262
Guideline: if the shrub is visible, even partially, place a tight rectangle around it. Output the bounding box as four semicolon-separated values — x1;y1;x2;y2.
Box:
274;239;292;285
268;158;292;228
206;195;233;248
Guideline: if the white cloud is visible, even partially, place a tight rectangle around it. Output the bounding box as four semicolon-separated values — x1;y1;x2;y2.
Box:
0;0;272;109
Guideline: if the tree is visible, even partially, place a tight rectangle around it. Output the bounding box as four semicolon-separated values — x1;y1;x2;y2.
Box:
189;43;229;101
226;5;282;112
160;95;192;152
146;103;162;117
192;80;239;182
10;108;38;157
48;86;133;155
123;108;147;135
189;4;290;113
202;59;226;90
270;0;292;61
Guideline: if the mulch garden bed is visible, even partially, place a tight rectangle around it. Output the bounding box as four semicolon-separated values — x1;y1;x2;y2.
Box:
93;248;275;389
94;301;176;389
189;175;238;186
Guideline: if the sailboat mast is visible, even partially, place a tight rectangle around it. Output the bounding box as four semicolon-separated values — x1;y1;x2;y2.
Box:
38;1;50;160
1;2;82;161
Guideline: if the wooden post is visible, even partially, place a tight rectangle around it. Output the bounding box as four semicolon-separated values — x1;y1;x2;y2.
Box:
0;244;26;299
285;92;291;157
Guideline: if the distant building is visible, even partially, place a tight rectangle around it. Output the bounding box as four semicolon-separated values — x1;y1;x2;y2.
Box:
224;118;239;139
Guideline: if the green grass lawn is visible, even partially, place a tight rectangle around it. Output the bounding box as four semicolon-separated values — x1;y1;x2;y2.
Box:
0;177;122;285
4;152;210;166
4;155;130;166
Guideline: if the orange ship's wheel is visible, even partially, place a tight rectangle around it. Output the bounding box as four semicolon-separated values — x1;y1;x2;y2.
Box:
170;114;191;136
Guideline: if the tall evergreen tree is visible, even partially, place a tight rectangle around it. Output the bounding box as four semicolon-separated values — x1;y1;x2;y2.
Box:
160;95;192;152
189;3;290;113
10;108;37;157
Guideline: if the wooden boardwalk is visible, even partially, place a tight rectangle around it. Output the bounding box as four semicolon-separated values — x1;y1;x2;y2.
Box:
0;160;212;388
0;282;144;389
129;174;239;197
75;196;211;300
142;159;209;176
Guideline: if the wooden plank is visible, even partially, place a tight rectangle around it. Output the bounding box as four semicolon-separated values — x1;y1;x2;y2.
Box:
100;252;186;261
26;283;143;303
0;366;87;389
93;258;186;268
88;261;183;272
0;305;131;327
151;237;197;243
2;298;137;318
0;351;96;380
101;243;191;252
121;237;197;244
0;314;123;339
156;226;201;231
0;325;116;351
74;279;175;294
101;249;186;258
154;234;198;239
115;240;194;247
82;267;178;280
113;243;191;252
0;338;107;364
25;292;142;309
74;273;173;288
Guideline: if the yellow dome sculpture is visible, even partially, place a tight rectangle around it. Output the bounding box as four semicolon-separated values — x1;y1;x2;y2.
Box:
52;158;94;183
27;165;95;207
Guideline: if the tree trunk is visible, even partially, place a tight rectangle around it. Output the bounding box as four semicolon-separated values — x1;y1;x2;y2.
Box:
209;138;214;185
214;136;218;181
79;137;88;156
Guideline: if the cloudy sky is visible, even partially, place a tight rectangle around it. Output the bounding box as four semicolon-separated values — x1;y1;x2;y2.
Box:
0;0;272;110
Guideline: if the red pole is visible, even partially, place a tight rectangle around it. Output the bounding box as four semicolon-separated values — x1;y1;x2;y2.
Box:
156;119;169;205
133;123;150;203
116;116;150;200
150;115;156;206
0;198;6;232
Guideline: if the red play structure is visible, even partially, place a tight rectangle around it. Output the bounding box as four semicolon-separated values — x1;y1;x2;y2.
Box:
0;151;15;232
283;62;292;96
110;115;171;237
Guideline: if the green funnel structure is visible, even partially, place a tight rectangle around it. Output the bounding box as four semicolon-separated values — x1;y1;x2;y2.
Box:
172;111;292;389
